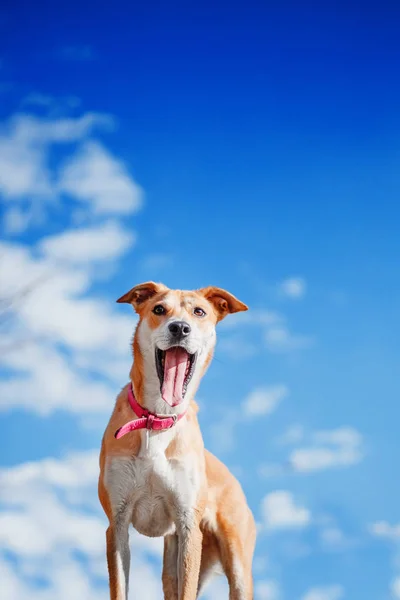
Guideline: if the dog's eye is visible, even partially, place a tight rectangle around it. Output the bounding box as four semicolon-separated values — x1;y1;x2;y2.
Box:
194;307;206;317
153;305;166;315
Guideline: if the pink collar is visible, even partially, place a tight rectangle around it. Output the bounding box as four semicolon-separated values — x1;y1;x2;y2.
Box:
114;385;187;440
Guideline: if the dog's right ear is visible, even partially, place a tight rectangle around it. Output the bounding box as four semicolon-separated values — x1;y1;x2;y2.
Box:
117;282;168;312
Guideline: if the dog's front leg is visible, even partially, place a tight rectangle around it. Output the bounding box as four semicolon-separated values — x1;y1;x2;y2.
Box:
177;519;203;600
106;518;131;600
163;534;179;599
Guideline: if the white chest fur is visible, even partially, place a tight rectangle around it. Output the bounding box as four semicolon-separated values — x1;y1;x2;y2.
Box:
104;432;200;538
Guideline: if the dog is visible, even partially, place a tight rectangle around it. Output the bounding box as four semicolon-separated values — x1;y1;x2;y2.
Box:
98;282;256;599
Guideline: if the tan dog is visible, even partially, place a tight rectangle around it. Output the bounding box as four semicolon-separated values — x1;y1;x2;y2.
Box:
98;282;256;600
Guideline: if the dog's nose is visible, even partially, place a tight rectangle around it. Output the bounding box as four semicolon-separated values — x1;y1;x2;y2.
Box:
168;321;191;339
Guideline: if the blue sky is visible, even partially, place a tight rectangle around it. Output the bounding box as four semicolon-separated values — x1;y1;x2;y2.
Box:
1;1;400;599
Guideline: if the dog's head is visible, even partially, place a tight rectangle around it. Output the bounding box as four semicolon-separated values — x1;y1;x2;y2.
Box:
117;282;247;408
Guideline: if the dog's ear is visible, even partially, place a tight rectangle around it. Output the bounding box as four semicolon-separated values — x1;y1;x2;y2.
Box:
117;282;168;312
198;286;248;322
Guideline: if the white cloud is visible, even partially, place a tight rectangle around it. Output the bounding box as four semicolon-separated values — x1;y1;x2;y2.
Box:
0;112;111;233
317;518;357;553
0;241;134;354
369;527;400;600
0;112;113;198
278;277;306;299
0;555;109;600
301;585;344;600
276;424;305;446
255;579;280;600
369;521;400;540
0;117;52;199
289;427;363;473
39;220;135;264
0;451;102;557
265;326;314;352
320;527;346;548
1;450;99;489
208;385;288;454
243;385;288;417
289;447;359;473
313;428;362;446
219;305;313;355
0;111;142;234
261;490;311;530
391;577;400;598
59;141;143;215
202;576;229;599
0;344;117;415
260;427;363;478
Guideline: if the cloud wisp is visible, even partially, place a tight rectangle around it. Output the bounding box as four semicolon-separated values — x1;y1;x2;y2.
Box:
277;277;307;300
261;490;311;531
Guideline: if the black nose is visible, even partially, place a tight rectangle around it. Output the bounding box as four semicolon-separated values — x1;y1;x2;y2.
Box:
168;321;191;339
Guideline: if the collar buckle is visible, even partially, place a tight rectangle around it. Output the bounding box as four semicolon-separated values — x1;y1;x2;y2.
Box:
146;414;155;430
167;413;178;428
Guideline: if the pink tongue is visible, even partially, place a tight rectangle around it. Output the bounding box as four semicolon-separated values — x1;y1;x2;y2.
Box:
161;347;190;407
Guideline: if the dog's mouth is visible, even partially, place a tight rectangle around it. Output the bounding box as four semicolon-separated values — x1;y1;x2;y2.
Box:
155;347;197;407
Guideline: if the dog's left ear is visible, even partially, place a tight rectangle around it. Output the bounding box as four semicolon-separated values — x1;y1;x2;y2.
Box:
198;286;248;322
117;282;168;312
